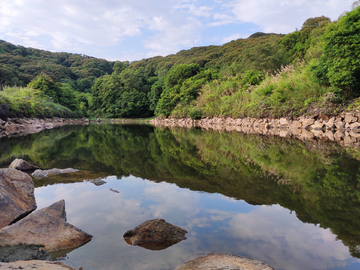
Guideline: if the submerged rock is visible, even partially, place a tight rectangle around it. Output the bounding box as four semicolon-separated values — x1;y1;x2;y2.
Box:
176;253;274;270
123;219;187;250
0;168;37;229
0;261;76;270
9;158;39;171
0;200;92;252
32;168;79;178
0;244;49;262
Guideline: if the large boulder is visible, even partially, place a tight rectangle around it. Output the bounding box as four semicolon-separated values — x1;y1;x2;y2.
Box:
0;261;75;270
176;253;274;270
0;200;92;252
0;169;37;229
123;219;187;250
9;158;39;171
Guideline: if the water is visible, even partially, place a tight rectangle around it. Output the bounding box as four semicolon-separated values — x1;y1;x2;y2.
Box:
1;124;360;270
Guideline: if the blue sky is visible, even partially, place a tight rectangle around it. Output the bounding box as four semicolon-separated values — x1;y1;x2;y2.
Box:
0;0;356;61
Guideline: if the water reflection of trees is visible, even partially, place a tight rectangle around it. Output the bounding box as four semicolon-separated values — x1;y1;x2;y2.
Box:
1;124;360;257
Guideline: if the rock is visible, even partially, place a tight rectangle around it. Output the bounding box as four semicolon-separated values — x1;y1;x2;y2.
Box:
123;219;187;250
325;131;335;141
325;117;335;129
0;244;49;262
44;123;54;129
176;253;274;270
310;121;325;130
334;130;345;141
279;117;290;126
289;121;302;129
87;178;107;186
279;130;290;138
40;199;67;222
32;168;78;178
32;169;48;178
302;118;315;129
0;169;37;229
299;130;314;140
110;188;120;193
344;135;356;145
45;168;79;175
0;261;76;270
0;200;92;252
9;158;39;171
96;118;101;123
335;121;346;130
345;114;357;123
350;122;360;132
319;114;330;121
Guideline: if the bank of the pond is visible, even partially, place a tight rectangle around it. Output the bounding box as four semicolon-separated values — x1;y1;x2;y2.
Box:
150;111;360;148
0;117;90;138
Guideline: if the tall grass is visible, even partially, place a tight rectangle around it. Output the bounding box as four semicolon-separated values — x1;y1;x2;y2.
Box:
171;62;333;119
0;86;82;119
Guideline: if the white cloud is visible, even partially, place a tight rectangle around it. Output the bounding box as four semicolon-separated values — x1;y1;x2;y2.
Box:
144;16;202;57
229;0;354;33
175;4;214;17
0;0;356;60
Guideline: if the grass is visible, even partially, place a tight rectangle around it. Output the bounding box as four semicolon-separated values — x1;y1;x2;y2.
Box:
0;86;83;119
170;62;335;119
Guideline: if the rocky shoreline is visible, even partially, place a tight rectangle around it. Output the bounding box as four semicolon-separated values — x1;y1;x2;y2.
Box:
150;112;360;148
0;117;90;138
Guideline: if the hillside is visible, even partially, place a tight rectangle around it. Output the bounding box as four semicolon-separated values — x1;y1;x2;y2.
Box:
0;6;359;120
0;40;114;92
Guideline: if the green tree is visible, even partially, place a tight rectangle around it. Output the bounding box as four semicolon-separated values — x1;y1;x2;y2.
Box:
314;7;360;96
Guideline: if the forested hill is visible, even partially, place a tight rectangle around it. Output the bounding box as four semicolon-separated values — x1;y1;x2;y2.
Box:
0;40;115;92
1;6;360;120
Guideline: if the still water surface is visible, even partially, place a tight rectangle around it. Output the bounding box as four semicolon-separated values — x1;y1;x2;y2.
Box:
1;124;360;270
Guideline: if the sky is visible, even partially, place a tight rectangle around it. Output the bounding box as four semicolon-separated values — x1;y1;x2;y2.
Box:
0;0;356;62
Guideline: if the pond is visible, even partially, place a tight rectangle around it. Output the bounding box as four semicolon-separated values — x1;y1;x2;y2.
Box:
1;123;360;270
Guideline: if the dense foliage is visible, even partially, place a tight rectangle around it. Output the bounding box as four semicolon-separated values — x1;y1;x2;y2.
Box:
1;5;360;119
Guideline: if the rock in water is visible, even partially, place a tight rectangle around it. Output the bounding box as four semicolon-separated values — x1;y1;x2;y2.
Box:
0;168;37;229
32;168;79;178
40;199;67;222
123;219;187;250
0;244;49;262
87;178;107;186
0;261;76;270
0;200;92;252
176;253;274;270
9;158;39;171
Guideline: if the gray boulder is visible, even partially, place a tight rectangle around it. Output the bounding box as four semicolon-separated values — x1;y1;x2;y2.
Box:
0;200;92;253
9;159;39;171
0;169;37;229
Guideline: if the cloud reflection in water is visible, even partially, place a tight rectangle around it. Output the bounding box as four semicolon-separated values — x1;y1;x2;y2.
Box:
34;175;359;270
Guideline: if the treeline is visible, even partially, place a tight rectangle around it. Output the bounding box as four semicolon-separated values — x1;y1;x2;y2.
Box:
0;41;115;92
90;5;360;119
1;5;359;119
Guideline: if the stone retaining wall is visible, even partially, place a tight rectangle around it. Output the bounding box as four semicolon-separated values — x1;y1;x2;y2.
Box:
150;112;360;148
0;118;89;138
